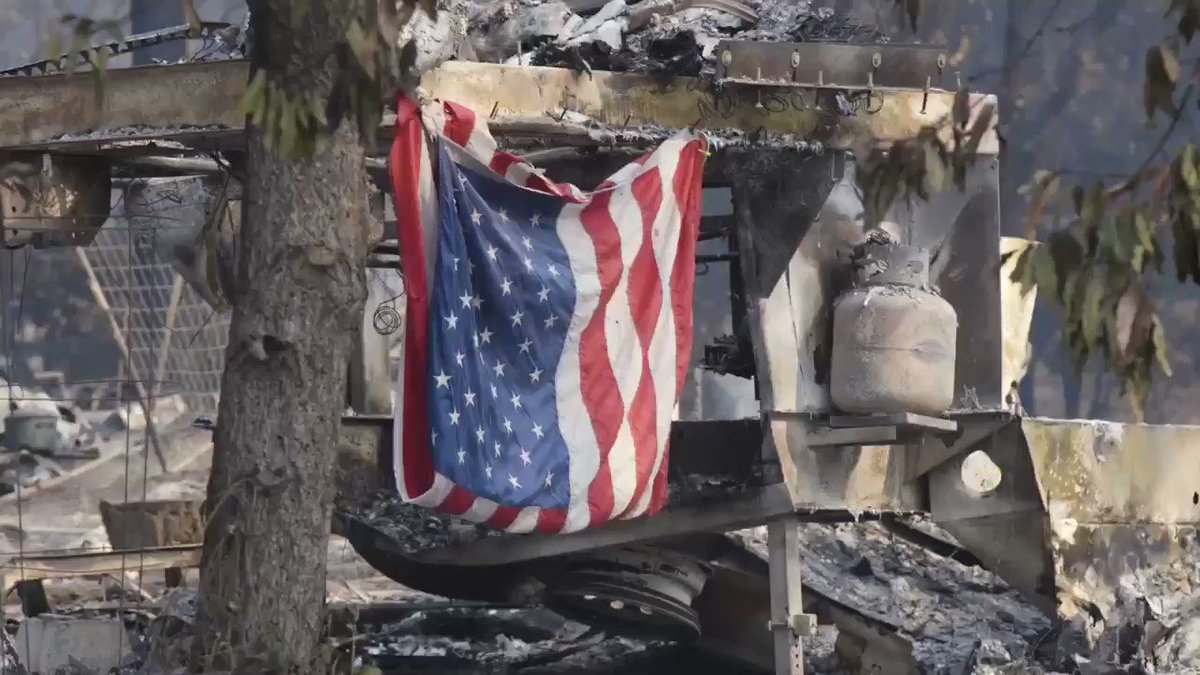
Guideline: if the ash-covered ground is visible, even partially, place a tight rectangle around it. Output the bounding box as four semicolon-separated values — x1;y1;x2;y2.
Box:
341;490;1200;674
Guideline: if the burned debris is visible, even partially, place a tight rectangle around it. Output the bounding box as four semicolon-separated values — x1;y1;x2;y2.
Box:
468;0;887;78
1;3;1199;675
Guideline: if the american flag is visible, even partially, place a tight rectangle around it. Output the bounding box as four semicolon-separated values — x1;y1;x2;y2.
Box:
389;96;708;534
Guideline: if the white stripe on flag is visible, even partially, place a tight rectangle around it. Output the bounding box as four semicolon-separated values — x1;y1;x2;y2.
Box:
629;143;684;518
554;202;604;532
602;179;650;517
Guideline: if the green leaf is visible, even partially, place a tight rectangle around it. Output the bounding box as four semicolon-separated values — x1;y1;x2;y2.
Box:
1080;271;1105;349
1183;144;1199;187
1031;247;1057;299
1071;184;1085;215
1152;316;1173;376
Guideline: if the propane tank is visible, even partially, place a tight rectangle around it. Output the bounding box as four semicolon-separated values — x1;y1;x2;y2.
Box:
830;239;957;416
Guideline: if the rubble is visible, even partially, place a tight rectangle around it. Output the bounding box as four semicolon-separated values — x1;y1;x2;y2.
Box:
462;0;889;77
13;615;133;674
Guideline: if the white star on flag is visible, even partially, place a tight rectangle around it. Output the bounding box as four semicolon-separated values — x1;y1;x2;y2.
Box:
434;371;451;389
519;448;532;466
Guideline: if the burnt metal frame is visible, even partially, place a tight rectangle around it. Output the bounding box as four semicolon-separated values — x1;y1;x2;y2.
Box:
3;52;1196;675
0;50;1006;675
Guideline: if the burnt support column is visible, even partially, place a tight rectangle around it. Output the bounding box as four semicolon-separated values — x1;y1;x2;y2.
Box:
767;516;813;675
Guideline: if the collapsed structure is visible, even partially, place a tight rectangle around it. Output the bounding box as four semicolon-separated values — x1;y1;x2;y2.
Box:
1;4;1198;674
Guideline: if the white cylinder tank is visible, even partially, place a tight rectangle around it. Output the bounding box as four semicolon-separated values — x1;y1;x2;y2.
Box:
829;242;958;416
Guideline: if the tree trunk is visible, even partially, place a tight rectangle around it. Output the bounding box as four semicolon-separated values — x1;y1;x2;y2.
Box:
192;1;371;670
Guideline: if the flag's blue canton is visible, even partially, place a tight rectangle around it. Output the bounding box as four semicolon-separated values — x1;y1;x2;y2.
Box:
428;142;577;510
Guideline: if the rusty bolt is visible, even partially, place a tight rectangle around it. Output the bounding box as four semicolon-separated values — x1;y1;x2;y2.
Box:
872;52;882;68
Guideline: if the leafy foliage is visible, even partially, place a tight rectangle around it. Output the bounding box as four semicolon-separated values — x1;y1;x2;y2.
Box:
240;69;328;158
240;0;436;159
878;0;1200;418
856;87;994;227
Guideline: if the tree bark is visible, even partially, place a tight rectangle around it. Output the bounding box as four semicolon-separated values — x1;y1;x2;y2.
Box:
192;1;371;670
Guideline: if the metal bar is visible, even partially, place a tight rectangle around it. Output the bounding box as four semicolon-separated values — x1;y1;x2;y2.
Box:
2;545;201;579
152;273;185;414
74;248;169;473
695;253;738;263
411;484;796;566
0;60;1000;154
767;517;806;675
716;40;948;91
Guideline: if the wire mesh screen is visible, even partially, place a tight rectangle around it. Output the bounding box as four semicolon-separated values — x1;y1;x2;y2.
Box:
79;180;231;419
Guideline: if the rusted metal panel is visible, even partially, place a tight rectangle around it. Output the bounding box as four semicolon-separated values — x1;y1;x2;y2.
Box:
768;415;924;512
715;41;948;90
0;59;1000;153
904;159;1006;409
1022;419;1200;525
927;418;1200;619
0;61;249;149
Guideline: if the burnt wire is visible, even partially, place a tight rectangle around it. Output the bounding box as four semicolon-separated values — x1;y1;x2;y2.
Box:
114;200;135;664
135;228;157;621
5;249;33;669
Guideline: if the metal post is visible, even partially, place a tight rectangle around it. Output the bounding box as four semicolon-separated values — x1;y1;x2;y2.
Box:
74;249;169;473
768;516;812;675
153;273;186;412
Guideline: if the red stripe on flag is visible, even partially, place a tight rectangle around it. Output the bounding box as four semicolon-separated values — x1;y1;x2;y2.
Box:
439;485;477;516
391;95;435;499
485;505;521;530
489;152;522;177
442;102;477;148
615;169;665;518
536;509;567;533
579;192;625;526
669;141;706;400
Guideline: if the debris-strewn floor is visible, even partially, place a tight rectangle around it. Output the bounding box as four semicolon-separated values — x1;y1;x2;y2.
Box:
738;521;1058;674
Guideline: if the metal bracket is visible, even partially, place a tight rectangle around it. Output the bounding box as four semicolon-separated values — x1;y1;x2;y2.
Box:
807;413;959;448
715;40;949;91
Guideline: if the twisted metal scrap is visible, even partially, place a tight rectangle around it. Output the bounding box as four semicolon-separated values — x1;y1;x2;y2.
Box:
1;22;234;78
